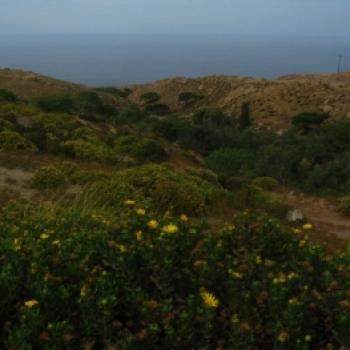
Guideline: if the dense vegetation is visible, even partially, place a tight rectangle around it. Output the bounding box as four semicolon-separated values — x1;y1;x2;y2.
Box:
0;87;350;348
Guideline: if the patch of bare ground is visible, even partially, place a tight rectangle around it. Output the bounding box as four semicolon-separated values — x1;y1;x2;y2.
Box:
0;165;36;204
272;189;350;252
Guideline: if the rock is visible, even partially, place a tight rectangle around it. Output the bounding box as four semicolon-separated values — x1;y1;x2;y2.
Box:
15;116;32;128
286;209;304;222
322;105;333;113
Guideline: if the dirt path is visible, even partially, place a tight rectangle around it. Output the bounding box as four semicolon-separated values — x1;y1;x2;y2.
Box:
273;189;350;251
0;166;37;204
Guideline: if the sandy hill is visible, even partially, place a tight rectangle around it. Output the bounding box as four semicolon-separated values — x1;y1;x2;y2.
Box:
2;68;350;130
0;68;86;98
130;72;350;131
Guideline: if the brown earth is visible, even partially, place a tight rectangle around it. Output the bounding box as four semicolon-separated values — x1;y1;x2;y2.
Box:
273;189;350;252
0;68;86;98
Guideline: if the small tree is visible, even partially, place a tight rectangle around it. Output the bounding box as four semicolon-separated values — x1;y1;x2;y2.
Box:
0;89;18;103
239;102;251;131
292;112;329;133
140;92;160;104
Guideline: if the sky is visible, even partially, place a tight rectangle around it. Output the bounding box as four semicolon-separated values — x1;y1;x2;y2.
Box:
1;0;350;37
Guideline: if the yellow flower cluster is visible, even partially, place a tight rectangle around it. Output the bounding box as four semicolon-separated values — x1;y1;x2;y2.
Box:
179;214;188;222
162;224;179;234
24;299;39;308
200;289;219;309
292;228;302;234
288;297;299;306
124;199;136;206
302;223;313;231
135;230;143;241
136;208;146;216
147;220;159;229
277;330;289;343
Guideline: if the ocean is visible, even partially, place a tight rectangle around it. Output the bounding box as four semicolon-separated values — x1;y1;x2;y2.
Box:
0;34;349;86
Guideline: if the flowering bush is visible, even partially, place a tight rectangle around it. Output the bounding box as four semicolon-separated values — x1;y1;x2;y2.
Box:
0;202;349;349
0;130;37;152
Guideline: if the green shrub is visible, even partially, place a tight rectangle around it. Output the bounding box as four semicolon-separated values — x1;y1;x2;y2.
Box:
0;89;18;102
221;175;248;191
338;196;350;216
32;165;67;189
114;137;167;163
75;91;104;119
116;164;227;215
178;91;204;104
0;119;16;132
205;148;253;175
133;139;168;163
239;102;252;131
152;178;206;215
118;104;145;122
145;103;171;116
95;87;132;98
0;204;349;348
140;92;160;104
292;112;328;132
186;167;220;186
252;176;280;191
152;119;178;141
0;103;39;118
63;140;111;162
33;94;74;113
0;130;37;152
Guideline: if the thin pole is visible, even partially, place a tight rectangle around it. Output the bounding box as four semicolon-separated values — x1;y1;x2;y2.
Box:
337;54;343;73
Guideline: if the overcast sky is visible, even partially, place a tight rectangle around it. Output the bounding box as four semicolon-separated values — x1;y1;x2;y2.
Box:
1;0;349;37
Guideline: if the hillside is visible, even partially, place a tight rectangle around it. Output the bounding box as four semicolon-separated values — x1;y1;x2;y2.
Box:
1;69;350;348
130;72;350;131
0;68;86;98
2;68;350;131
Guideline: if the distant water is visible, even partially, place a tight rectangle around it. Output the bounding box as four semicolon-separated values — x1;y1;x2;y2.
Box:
0;34;349;86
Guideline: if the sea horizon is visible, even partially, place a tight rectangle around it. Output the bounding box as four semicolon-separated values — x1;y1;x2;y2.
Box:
0;33;349;86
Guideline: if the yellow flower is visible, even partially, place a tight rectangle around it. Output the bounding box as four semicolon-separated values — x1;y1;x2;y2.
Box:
118;244;127;253
179;214;188;222
302;223;313;231
304;335;312;342
40;233;50;240
24;299;39;308
273;278;280;285
299;239;307;247
136;230;143;241
231;313;240;323
124;199;136;206
80;285;88;297
277;330;289;343
13;238;21;251
147;220;159;229
232;271;243;279
292;228;302;234
162;224;179;234
288;298;299;306
287;272;298;280
52;240;60;246
200;289;219;309
136;208;146;216
255;255;262;264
